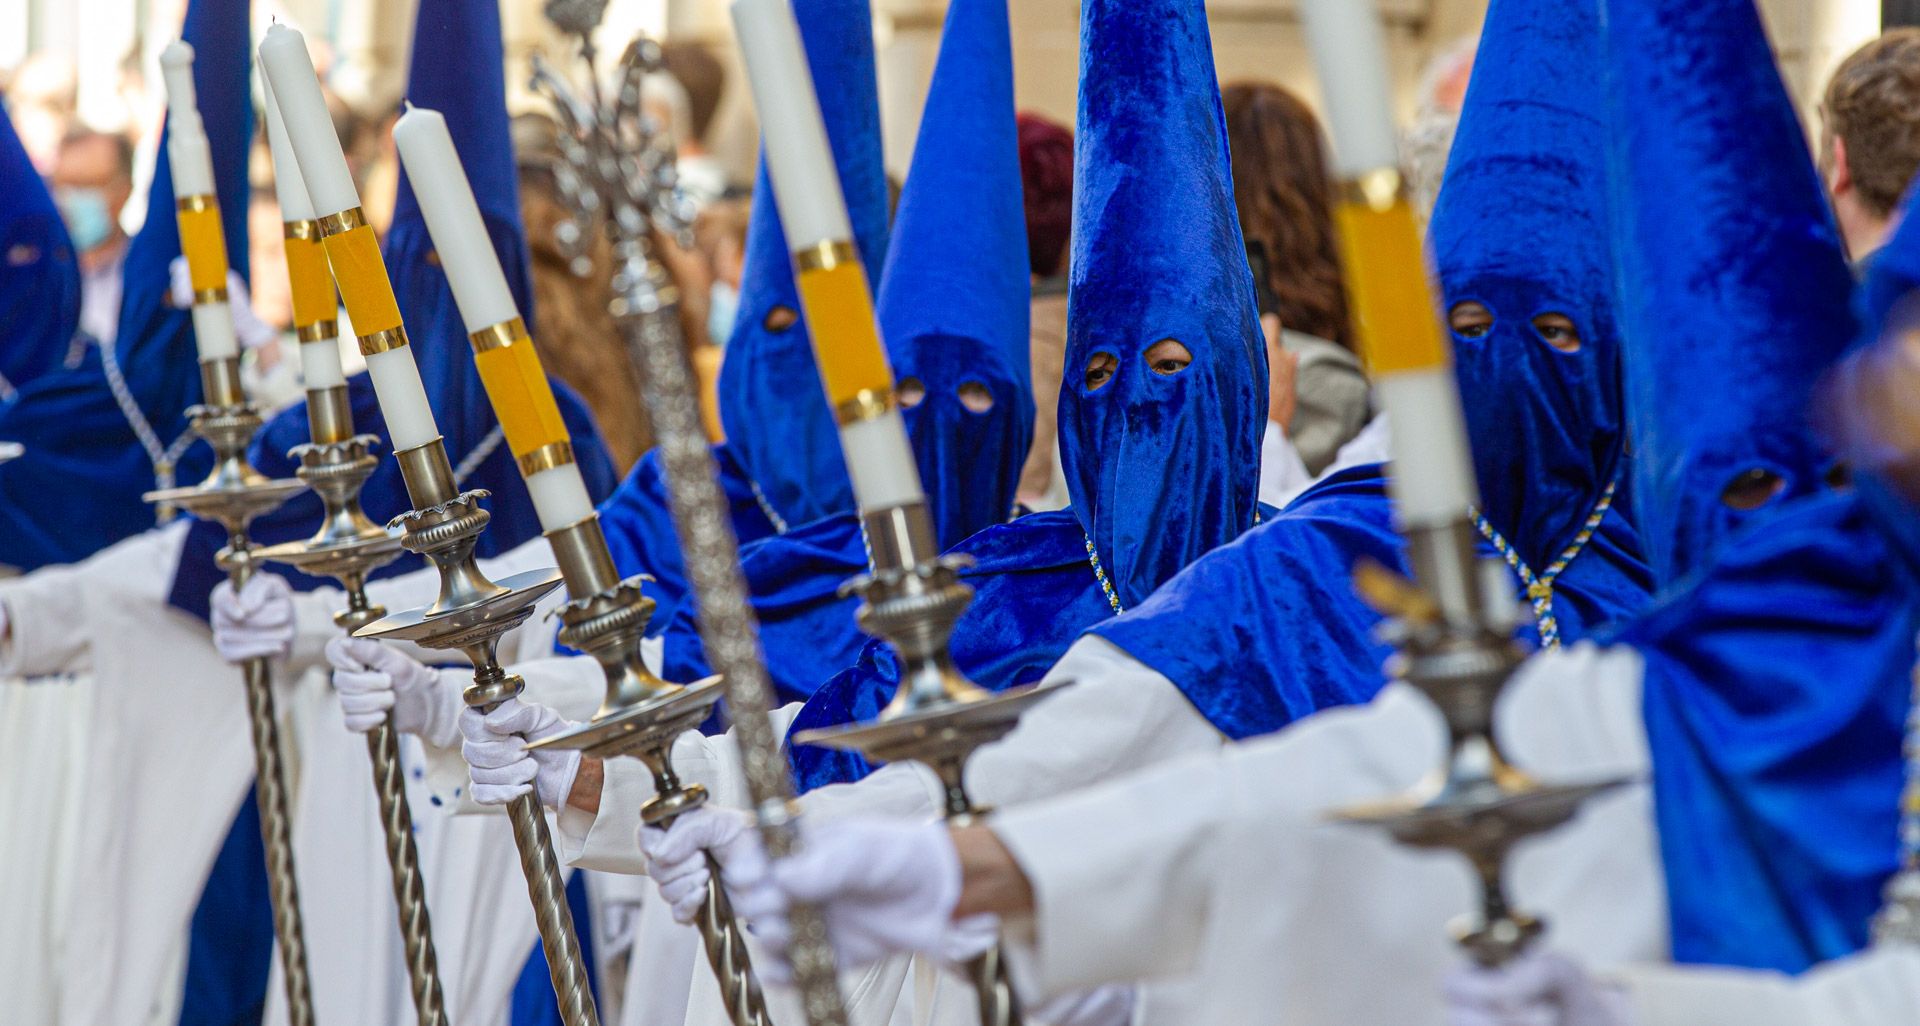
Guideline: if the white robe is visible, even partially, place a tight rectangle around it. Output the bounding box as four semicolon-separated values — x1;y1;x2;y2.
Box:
988;641;1668;1025
1614;947;1920;1026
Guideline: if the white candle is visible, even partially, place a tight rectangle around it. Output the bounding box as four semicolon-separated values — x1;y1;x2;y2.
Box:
299;340;347;389
729;0;854;250
188;304;240;361
391;105;521;333
365;348;439;452
257;70;316;222
840;411;924;511
258;24;360;217
1374;373;1477;527
525;464;596;533
1297;0;1402;178
159;40;236;362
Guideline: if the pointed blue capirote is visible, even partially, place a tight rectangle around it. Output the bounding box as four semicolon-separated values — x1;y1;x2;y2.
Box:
1060;0;1266;609
1427;0;1625;574
877;0;1032;549
1605;0;1855;585
0;0;249;570
716;0;888;530
0;97;80;397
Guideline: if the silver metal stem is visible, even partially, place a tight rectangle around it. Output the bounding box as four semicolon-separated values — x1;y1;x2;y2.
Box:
507;790;600;1025
366;721;449;1025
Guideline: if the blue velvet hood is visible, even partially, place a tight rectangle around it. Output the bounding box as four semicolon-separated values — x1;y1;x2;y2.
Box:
1604;0;1854;585
879;0;1032;550
656;0;1029;700
167;0;615;620
0;0;247;570
1060;0;1266;610
790;0;1270;789
1429;0;1625;574
714;0;886;530
0;96;80;398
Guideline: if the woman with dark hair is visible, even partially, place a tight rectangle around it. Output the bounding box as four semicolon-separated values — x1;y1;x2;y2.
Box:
1223;81;1372;479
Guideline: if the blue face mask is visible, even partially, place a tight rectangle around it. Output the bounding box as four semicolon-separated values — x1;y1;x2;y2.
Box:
55;187;114;254
708;280;739;349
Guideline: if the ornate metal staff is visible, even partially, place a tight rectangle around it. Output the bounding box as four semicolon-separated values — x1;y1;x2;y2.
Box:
510;6;787;1022
144;40;314;1025
248;72;447;1026
260;25;597;1026
1296;0;1622;968
1872;651;1920;945
721;2;1046;1020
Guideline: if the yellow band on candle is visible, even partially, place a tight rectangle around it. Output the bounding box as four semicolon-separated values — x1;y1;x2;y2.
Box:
469;318;572;459
316;208;405;338
792;242;894;422
175;197;229;295
1333;170;1449;376
283;221;338;330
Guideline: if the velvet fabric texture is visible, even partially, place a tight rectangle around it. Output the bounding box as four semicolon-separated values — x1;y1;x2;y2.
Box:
0;98;80;397
1622;491;1913;972
1428;0;1624;573
599;446;779;636
1060;0;1265;610
0;0;250;570
879;0;1032;550
166;0;616;623
1604;0;1854;585
714;0;886;530
787;0;1270;789
1096;463;1648;739
656;0;1031;703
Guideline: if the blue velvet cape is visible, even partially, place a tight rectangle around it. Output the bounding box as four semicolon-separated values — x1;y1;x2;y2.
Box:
1623;489;1914;972
1097;463;1650;740
0;97;81;397
0;0;249;571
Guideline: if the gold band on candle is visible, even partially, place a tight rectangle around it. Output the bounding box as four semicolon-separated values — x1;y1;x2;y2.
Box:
192;286;229;305
835;387;895;425
357;326;409;356
295;320;338;343
315;206;406;339
791;238;895;416
175;194;230;295
469;317;573;458
516;440;576;477
283;219;339;330
1333;167;1449;376
468;317;526;353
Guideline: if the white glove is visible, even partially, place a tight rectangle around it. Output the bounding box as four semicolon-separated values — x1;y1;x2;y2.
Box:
1444;949;1633;1026
168;257;279;349
211;574;295;663
325;636;464;746
638;806;774;924
459;698;581;808
731;817;995;978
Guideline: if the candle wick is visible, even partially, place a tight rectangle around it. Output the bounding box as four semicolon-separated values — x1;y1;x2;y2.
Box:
403;98;415;111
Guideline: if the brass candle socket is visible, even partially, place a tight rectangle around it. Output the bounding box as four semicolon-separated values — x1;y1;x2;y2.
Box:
534;516;775;1026
142;355;315;1026
792;501;1068;1026
254;431;447;1026
352;436;596;1026
1334;519;1628;967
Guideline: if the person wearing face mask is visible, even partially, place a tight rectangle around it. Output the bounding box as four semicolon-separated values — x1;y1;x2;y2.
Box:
50;127;134;348
0;95;81;400
655;3;1897;1022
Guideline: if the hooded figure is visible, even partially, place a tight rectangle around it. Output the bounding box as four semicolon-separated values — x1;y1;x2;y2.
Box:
1606;0;1855;586
1611;0;1912;973
1085;0;1650;741
656;0;1033;707
0;98;81;399
0;0;247;570
594;0;886;633
788;0;1269;789
163;0;615;1019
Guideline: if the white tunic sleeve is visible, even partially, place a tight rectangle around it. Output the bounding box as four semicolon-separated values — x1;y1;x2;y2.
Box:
1618;947;1920;1026
0;526;188;677
990;641;1665;1025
